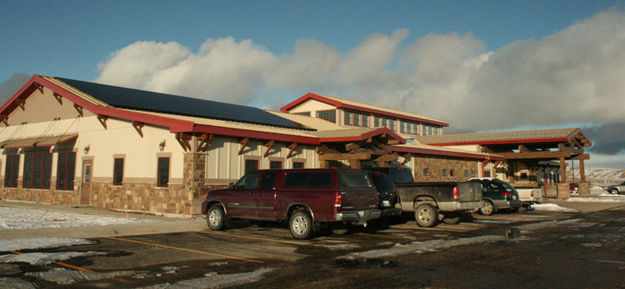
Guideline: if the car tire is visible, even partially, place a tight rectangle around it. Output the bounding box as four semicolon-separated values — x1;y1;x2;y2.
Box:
479;200;495;216
442;213;461;225
414;203;438;227
206;204;228;231
289;209;315;239
611;188;619;195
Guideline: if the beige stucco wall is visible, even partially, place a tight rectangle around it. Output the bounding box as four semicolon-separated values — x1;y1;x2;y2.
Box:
288;99;336;117
204;136;318;184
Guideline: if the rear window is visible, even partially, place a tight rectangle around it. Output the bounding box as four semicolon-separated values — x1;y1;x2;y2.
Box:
284;172;332;188
339;171;373;190
370;173;396;193
387;168;414;184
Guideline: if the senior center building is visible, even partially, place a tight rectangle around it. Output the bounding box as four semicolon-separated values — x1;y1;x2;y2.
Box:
0;75;591;215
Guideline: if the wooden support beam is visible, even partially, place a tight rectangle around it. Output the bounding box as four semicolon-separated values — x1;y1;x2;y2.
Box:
374;152;398;164
53;93;63;105
401;153;411;165
16;99;25;110
263;140;275;158
238;138;249;155
97;115;108;129
579;158;586;183
518;145;529;153
132;121;144;137
387;139;400;145
0;114;8;126
319;152;371;161
559;157;567;183
74;103;83;117
175;132;192;152
571;153;590;161
345;143;360;152
286;143;297;159
35;83;43;93
197;134;213;152
501;151;572;160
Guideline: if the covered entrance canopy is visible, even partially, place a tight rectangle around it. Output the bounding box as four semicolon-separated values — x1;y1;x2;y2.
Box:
417;128;592;196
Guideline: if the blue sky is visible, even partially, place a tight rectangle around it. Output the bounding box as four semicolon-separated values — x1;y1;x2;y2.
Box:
0;0;618;81
1;0;625;168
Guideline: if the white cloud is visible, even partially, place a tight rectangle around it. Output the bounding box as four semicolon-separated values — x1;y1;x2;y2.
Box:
95;11;625;162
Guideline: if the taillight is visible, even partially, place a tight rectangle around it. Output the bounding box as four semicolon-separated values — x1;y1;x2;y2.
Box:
501;192;510;199
530;191;534;198
453;186;459;200
334;192;342;208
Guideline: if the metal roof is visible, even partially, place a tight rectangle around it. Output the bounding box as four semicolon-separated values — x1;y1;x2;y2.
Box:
56;77;306;130
416;128;590;146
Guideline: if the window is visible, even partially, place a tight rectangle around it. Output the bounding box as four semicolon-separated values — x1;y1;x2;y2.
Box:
414;123;419;135
362;114;369;127
374;116;380;127
293;161;304;169
23;149;52;189
400;120;406;133
423;168;429;176
442;169;448;176
316;110;336;123
260;172;276;190
235;171;260;189
113;158;124;185
464;170;469;177
245;159;259;175
4;153;19;188
389;119;395;131
157;157;169;187
344;111;351;125
471;170;476;177
381;118;387;128
450;169;455;177
284;172;332;188
294;111;311;116
270;160;282;169
56;152;76;190
353;113;360;126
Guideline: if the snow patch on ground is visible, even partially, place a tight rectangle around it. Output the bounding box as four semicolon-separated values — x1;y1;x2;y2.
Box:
138;267;276;289
0;238;93;252
566;195;625;202
25;268;139;285
0;206;151;230
0;251;106;265
338;235;507;260
533;203;578;212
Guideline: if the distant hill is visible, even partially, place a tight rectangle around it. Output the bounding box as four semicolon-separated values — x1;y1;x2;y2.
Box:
566;167;625;186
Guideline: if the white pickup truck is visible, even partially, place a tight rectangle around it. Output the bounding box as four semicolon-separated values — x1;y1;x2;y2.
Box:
514;187;543;208
607;182;625;194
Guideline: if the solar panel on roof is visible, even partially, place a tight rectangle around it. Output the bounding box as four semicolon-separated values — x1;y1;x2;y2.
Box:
57;77;306;130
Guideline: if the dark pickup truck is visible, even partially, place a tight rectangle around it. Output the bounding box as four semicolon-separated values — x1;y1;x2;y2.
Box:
371;167;483;227
201;168;381;239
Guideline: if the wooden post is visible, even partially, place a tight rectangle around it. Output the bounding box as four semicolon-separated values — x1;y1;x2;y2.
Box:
349;160;361;169
559;157;566;183
579;159;586;183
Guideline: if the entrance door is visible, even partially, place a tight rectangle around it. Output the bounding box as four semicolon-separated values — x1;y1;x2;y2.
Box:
80;160;93;205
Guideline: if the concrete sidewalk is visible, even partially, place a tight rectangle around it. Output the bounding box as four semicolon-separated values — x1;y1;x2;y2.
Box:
0;200;206;240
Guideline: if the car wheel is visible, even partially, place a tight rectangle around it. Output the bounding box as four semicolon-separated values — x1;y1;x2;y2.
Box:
206;204;228;231
442;213;461;225
289;209;314;239
611;188;619;195
414;203;438;227
479;200;495;216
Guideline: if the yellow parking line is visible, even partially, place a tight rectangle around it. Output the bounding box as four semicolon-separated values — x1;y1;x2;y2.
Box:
195;230;313;246
9;250;129;284
105;236;264;264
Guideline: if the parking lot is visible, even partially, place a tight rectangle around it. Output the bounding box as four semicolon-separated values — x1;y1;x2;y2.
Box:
2;201;625;288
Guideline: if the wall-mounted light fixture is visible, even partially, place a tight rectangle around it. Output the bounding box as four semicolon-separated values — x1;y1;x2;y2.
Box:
83;145;90;155
159;140;166;151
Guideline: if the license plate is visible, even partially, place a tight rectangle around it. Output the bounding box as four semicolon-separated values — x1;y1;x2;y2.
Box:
382;200;390;207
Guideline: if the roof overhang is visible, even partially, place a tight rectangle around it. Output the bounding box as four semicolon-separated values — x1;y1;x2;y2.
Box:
425;128;592;148
318;128;406;144
391;145;503;160
0;134;78;149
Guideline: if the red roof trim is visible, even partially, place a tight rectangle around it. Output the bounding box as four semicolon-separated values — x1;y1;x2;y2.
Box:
192;124;321;145
280;93;449;127
391;145;503;160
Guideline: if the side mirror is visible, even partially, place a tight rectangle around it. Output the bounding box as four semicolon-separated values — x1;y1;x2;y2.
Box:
228;182;235;189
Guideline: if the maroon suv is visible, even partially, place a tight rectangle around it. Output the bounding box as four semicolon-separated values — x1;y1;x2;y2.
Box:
200;169;381;239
